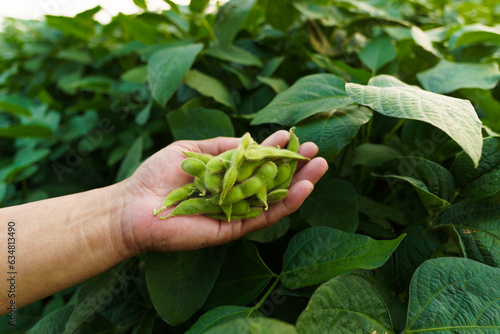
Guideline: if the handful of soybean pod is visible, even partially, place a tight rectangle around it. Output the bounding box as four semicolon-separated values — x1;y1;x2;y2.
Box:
153;128;309;221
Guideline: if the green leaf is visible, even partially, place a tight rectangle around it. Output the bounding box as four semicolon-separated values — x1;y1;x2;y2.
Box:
264;0;300;32
405;257;500;333
451;137;500;199
417;60;500;94
64;262;129;333
205;317;297;334
205;45;262;67
256;76;289;94
411;26;442;58
0;100;31;117
187;306;262;334
252;74;353;126
190;0;210;13
133;0;148;10
282;227;405;289
115;137;143;182
393;226;446;290
46;15;94;40
346;75;483;166
167;107;235;140
121;65;148;84
56;49;93;64
246;216;290;243
296;275;394;334
135;101;152;126
434;201;500;267
352;143;401;168
300;178;358;232
27;305;74;334
294;106;372;162
449;23;500;48
0;124;52;138
359;36;397;72
214;0;257;46
145;247;226;326
376;157;455;213
148;43;203;107
203;240;274;309
184;70;235;108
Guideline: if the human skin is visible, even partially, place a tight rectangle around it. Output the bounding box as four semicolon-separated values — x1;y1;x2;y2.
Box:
0;130;328;315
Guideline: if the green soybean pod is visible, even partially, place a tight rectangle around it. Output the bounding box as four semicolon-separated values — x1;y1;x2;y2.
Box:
208;207;262;221
255;187;268;210
182;151;213;164
267;162;291;190
236;159;268;182
194;177;207;196
278;127;300;189
204;171;223;194
153;183;197;216
221;161;277;205
161;197;223;219
206;148;236;174
267;189;289;203
219;133;253;204
181;158;206;181
220;203;232;221
244;146;309;161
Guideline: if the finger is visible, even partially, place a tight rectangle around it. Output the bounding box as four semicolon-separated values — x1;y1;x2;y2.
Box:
291;157;328;187
240;179;314;235
176;137;242;156
296;142;319;170
260;130;290;148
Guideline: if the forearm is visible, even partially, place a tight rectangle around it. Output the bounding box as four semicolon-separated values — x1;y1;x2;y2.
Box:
0;183;129;315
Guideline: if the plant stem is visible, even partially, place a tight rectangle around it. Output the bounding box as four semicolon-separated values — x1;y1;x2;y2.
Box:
247;274;281;317
383;119;406;145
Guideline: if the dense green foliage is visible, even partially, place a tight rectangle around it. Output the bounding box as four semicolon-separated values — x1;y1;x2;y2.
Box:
1;0;500;332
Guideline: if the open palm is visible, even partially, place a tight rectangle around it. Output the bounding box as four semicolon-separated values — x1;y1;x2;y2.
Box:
118;131;328;254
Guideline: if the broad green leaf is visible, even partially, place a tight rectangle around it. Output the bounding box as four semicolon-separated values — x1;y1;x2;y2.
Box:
0;124;52;138
214;0;257;46
115;137;143;182
296;275;394;334
121;65;148;84
246;217;290;243
27;305;75;334
312;54;371;84
434;201;500;267
405;257;500;333
451;137;500;199
133;0;147;10
66;75;114;92
282;227;405;289
184;70;235;108
376;157;455;213
449;23;500;48
411;26;442;58
393;226;446;290
256;76;289;94
190;0;210;13
252;74;353;126
417;60;500;93
205;318;297;334
46;15;93;40
300;178;358;232
352;143;401;168
135;101;152;126
359;36;397;72
294;106;372;162
167;107;234;140
148;44;203;107
205;45;262;67
346;75;483;166
203;240;274;309
264;0;300;32
221;63;252;89
56;49;92;64
187;306;262;334
146;247;226;326
64;262;129;334
0;100;31;117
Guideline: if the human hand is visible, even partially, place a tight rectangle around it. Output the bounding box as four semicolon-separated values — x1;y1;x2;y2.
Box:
117;131;328;255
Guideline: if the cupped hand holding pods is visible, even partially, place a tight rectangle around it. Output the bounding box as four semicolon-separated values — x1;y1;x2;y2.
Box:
154;129;310;222
119;130;328;253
